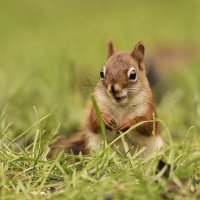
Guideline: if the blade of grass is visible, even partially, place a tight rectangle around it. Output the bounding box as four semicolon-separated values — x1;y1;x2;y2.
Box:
33;129;40;159
91;95;107;147
12;113;51;143
120;133;134;167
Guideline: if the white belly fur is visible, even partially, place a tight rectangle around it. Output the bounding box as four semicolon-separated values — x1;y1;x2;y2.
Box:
86;129;163;157
125;131;163;156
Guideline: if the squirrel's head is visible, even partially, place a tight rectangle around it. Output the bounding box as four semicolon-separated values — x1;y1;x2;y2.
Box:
99;40;150;105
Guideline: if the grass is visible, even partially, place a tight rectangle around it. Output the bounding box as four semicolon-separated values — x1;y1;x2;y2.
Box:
0;0;200;199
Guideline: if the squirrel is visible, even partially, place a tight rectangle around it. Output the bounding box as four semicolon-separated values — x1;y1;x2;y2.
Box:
49;41;163;157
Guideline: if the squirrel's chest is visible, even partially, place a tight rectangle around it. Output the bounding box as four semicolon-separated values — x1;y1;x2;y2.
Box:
109;106;130;124
100;101;140;125
95;90;147;125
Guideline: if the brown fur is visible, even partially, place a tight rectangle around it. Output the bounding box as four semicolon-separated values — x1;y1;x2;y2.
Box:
118;107;160;136
49;40;163;157
107;39;115;58
86;106;99;133
49;133;90;157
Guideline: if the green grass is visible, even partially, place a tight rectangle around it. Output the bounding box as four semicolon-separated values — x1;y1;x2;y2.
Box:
0;0;200;199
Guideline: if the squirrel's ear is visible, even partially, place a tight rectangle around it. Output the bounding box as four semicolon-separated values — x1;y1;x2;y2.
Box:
107;40;115;58
131;41;145;63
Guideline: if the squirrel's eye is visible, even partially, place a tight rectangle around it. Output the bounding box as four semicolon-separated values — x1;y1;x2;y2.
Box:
100;66;106;80
128;67;137;82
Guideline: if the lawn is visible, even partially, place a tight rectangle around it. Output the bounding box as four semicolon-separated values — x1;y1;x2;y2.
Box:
0;0;200;199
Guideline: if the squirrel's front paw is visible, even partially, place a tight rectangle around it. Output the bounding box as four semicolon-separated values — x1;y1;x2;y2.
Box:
101;112;117;131
118;118;135;132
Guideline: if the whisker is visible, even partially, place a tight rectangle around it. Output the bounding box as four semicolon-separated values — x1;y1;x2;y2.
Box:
126;88;139;91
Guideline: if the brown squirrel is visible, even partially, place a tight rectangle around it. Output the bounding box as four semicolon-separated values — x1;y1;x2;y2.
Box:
49;41;163;157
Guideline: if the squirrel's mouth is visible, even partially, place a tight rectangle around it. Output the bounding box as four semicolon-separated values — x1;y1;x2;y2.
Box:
113;95;127;103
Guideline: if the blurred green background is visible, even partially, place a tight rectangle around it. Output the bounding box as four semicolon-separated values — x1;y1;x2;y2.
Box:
0;0;200;141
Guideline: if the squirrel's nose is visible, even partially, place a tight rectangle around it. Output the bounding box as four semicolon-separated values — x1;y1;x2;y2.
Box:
108;84;122;94
111;85;116;94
